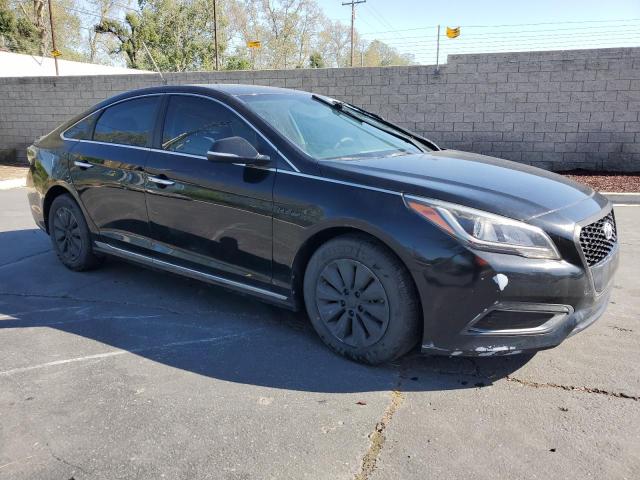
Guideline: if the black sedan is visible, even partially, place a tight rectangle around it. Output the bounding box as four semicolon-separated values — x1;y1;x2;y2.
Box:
26;84;619;364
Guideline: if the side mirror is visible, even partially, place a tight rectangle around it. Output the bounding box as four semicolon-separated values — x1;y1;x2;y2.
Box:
207;136;270;165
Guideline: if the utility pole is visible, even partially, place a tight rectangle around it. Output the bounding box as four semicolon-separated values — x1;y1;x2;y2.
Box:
47;0;59;76
213;0;219;70
342;0;365;67
435;24;441;72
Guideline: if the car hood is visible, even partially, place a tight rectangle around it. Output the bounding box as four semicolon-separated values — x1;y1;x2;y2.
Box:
320;150;607;222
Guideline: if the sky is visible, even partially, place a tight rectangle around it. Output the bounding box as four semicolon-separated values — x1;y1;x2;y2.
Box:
320;0;640;64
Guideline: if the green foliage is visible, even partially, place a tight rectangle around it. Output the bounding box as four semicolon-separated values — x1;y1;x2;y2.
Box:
2;0;414;71
0;0;39;54
224;55;251;70
362;40;414;67
309;52;324;68
96;0;223;71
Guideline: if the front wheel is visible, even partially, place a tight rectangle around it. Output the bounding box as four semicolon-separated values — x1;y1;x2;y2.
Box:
303;234;421;364
48;194;103;271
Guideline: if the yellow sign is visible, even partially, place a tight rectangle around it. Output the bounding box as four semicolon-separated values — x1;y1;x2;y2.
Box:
247;41;261;49
446;27;460;39
51;49;62;58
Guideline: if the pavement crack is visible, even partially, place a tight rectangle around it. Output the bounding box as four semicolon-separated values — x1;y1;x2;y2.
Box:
50;451;87;475
354;367;406;480
608;325;634;332
506;376;639;401
0;291;186;316
0;250;50;269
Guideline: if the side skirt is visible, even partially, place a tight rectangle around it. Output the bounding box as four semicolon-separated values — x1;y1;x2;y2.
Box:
93;241;296;309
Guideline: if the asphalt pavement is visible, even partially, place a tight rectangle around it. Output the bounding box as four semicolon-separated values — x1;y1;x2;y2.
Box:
0;187;638;480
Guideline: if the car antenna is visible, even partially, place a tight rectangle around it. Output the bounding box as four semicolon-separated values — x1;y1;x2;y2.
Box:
141;40;167;86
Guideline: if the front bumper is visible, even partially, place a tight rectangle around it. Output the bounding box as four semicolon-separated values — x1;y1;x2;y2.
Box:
416;242;619;357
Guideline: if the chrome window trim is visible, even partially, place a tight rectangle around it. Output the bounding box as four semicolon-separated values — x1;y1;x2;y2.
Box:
61;91;300;172
60;93;163;145
64;138;151;152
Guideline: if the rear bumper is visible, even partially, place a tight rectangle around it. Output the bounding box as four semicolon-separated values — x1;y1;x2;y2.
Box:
415;243;619;357
25;166;47;232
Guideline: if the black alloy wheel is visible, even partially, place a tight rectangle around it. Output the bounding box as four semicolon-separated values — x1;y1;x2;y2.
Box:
48;194;103;271
52;206;83;264
315;259;390;347
304;234;421;364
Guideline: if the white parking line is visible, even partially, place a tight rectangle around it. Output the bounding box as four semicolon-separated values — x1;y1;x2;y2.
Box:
0;178;26;190
0;328;264;377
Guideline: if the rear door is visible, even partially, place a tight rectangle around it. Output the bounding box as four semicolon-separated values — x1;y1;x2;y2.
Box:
144;94;277;286
68;95;161;249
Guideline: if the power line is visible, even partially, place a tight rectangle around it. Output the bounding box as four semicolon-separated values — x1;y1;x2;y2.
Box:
374;30;640;48
360;22;640;40
410;37;640;57
342;0;366;67
355;17;640;36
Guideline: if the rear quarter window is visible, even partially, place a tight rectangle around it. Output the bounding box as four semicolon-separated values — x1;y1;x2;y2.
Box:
63;112;99;140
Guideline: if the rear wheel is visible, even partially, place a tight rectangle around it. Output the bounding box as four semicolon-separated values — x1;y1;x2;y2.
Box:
48;194;103;271
303;234;420;364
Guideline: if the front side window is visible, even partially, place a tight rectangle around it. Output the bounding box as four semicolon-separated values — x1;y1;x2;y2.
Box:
239;93;425;160
161;96;259;157
94;96;160;147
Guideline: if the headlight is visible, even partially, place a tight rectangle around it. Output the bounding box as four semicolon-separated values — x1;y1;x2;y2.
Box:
404;195;560;260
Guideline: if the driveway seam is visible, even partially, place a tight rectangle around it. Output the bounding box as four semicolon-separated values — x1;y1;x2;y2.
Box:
354;367;406;480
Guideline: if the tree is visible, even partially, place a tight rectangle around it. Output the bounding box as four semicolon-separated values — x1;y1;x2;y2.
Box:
95;0;224;71
308;51;323;68
0;0;39;53
1;0;83;59
316;18;350;67
87;0;118;63
94;12;146;69
362;39;414;67
224;55;251;70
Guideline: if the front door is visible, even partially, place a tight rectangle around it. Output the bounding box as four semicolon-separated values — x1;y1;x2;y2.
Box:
144;94;276;287
68;95;161;248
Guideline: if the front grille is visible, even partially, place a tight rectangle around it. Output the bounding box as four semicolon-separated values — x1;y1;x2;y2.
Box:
579;211;617;267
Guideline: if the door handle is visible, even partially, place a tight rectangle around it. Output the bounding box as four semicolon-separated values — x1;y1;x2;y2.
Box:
148;176;175;187
74;160;93;169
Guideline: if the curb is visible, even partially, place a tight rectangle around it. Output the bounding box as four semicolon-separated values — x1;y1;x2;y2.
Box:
602;192;640;205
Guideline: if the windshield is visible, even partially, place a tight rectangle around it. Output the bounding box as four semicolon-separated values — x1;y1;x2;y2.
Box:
239;93;425;160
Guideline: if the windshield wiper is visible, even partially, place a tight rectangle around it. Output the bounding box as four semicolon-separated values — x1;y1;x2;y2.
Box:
311;94;437;151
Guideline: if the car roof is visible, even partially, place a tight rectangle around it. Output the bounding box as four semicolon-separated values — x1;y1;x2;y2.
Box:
85;83;309;118
195;84;309;96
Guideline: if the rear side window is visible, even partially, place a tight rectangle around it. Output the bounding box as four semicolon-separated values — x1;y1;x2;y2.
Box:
63;112;99;140
94;96;160;147
161;95;259;156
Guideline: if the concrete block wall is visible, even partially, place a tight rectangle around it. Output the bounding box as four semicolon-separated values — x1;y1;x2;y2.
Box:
1;47;639;171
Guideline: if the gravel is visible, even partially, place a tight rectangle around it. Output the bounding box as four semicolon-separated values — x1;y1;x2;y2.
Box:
562;170;640;193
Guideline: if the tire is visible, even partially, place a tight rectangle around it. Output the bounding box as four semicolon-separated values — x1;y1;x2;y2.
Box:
48;194;103;271
303;234;421;364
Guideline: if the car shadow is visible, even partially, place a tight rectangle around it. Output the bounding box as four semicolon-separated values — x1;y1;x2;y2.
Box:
0;228;535;394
